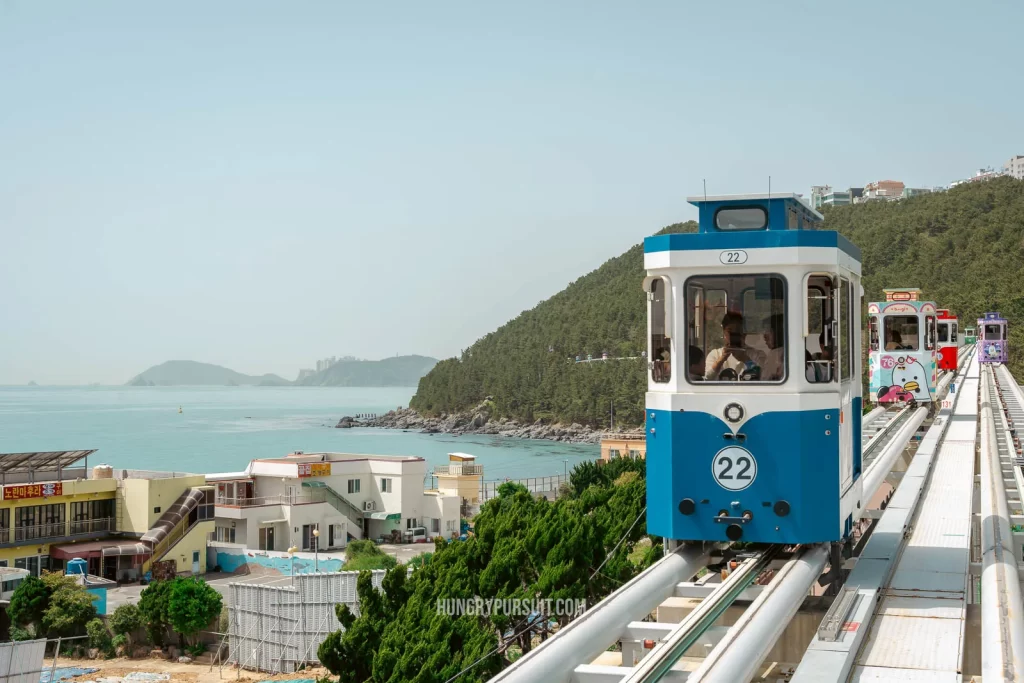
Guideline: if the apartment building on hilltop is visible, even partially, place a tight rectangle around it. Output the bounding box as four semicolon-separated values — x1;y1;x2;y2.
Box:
1005;155;1024;181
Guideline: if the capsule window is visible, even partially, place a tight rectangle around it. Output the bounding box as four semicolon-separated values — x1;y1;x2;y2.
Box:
925;316;936;350
985;323;1002;340
937;322;949;343
951;323;958;343
884;316;919;351
840;278;852;382
685;274;786;383
869;316;880;352
648;278;671;383
806;275;836;383
714;207;768;231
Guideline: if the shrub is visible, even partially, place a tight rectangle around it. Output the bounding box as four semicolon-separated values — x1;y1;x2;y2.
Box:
111;633;128;654
86;618;112;655
9;626;34;641
110;603;143;646
41;573;97;638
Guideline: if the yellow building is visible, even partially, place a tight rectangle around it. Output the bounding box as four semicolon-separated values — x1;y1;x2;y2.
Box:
599;434;647;463
0;451;213;580
433;453;483;505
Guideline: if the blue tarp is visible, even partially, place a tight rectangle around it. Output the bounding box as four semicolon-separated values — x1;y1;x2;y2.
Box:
40;668;97;683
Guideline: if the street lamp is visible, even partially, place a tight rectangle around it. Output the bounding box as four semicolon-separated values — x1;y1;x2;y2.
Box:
288;545;298;585
313;525;320;573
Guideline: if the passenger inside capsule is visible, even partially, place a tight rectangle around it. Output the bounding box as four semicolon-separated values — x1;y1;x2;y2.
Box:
760;313;785;381
689;346;705;381
705;312;757;380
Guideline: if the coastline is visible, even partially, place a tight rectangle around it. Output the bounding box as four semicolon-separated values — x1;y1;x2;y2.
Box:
352;406;642;445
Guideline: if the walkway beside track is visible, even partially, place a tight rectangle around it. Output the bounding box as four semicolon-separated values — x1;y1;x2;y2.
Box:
794;350;979;682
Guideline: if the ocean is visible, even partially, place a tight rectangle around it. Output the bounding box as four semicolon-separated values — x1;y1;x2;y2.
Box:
0;386;598;480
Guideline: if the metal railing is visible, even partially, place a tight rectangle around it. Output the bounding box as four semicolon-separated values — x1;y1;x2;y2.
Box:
1;517;115;544
433;464;484;476
480;475;568;502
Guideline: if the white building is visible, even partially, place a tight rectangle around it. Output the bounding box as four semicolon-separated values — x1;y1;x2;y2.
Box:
208;451;460;553
1006;155;1024;181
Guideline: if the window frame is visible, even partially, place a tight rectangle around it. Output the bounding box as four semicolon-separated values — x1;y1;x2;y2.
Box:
805;273;838;384
925;315;936;350
884;315;921;352
840;278;852;382
714;205;768;231
646;275;673;384
684;272;788;386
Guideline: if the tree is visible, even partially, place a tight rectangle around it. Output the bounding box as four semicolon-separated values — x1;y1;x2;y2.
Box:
110;602;143;647
138;579;174;645
40;573;97;637
168;577;223;646
7;575;49;633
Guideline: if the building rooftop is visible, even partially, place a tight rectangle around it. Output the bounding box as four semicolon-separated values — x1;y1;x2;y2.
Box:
0;450;96;475
264;452;424;464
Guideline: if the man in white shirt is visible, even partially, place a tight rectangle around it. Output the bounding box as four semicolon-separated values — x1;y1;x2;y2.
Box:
705;312;759;380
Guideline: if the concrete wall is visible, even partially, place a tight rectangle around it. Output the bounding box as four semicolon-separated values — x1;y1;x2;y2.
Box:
161;519;215;575
421;492;460;537
119;474;207;534
210;543;344;576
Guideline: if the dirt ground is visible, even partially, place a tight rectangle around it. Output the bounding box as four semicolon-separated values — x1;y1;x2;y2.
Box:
55;657;331;683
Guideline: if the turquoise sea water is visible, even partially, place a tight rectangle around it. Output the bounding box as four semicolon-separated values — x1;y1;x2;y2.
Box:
0;386;596;479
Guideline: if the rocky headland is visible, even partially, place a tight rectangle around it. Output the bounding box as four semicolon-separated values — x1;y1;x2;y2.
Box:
337;402;643;445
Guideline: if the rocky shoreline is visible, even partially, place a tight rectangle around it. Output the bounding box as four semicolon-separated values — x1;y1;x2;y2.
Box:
337;404;643;445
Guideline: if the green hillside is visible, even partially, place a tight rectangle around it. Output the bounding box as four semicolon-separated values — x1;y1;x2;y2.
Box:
126;360;290;386
411;178;1024;427
294;355;438;387
411;222;696;427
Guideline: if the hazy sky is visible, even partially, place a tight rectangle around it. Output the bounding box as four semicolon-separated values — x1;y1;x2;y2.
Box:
2;1;1021;385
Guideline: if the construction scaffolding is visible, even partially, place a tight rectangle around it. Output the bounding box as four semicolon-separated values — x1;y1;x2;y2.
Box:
228;570;390;673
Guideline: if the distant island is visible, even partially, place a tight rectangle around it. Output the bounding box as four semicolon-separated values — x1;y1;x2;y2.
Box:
126;356;438;387
293;355;438;387
126;361;291;387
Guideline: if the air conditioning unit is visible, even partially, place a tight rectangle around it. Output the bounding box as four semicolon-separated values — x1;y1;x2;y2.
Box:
363;500;376;511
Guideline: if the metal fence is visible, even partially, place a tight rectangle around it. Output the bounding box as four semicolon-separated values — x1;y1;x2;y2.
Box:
479;474;568;502
228;570;391;673
0;639;49;683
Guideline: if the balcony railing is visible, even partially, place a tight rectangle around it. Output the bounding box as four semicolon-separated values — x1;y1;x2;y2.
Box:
1;517;115;544
70;517;115;536
217;491;333;508
433;464;484;476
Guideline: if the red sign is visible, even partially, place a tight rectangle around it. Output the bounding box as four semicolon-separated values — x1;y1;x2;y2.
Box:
3;482;62;501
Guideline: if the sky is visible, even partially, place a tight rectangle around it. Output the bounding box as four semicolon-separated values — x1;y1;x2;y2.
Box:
1;1;1021;385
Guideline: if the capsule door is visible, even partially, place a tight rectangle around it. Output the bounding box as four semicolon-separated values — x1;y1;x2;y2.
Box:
838;278;854;492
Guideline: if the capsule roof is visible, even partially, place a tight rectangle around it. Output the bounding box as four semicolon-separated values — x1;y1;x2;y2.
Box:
686;193;823;234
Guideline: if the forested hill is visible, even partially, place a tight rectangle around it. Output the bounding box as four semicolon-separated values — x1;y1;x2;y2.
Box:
411;177;1024;428
410;221;697;427
294;355;438;387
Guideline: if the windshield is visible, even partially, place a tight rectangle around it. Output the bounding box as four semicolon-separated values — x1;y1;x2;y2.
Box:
685;275;786;383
